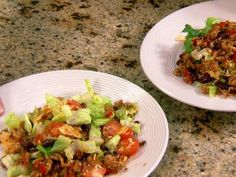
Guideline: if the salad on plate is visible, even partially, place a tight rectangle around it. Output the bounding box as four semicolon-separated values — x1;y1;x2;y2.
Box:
174;17;236;97
0;80;142;177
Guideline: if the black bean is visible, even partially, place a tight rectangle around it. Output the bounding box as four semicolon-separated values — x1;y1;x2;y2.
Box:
176;59;183;65
42;139;55;147
218;29;229;39
199;73;213;83
215;81;229;90
139;141;146;146
189;69;198;82
229;87;236;94
21;137;34;149
80;124;90;132
81;103;87;108
179;53;186;59
212;41;221;50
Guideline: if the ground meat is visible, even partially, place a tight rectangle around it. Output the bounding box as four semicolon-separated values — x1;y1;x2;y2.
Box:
0;131;21;153
50;153;65;167
103;154;127;173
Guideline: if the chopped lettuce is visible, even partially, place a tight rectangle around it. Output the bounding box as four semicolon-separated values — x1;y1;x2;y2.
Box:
45;94;62;115
7;165;29;177
92;118;110;127
64;146;75;160
182;17;219;53
92;95;112;106
74;140;101;154
52;105;72;122
30;151;42;159
31;122;44;135
87;95;112;120
201;17;220;34
74;93;93;105
105;135;121;152
51;135;72;152
37;135;72;157
67;108;91;125
23;114;32;134
209;85;217;97
87;103;105;120
4;113;21;129
115;108;128;120
120;118;141;134
1;154;20;168
36;145;52;158
115;103;138;120
85;79;94;95
89;125;104;145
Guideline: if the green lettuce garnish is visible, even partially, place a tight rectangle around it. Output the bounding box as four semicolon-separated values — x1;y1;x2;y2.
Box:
183;17;220;53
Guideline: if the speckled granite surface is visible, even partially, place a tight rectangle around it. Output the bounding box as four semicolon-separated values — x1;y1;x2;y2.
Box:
0;0;235;177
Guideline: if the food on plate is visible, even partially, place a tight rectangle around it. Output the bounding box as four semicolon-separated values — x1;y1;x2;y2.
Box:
174;17;236;97
0;80;142;177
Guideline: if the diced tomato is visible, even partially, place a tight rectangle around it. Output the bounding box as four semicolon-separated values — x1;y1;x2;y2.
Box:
182;68;193;84
83;164;106;177
21;151;30;167
233;52;236;63
67;99;80;110
228;29;236;36
39;164;47;175
219;21;228;28
45;122;64;137
102;120;121;137
105;168;114;175
118;137;140;157
0;98;4;116
34;134;45;145
119;126;134;139
33;160;47;175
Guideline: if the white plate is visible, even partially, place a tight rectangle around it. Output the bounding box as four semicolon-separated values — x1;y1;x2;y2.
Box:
140;0;236;112
0;70;169;177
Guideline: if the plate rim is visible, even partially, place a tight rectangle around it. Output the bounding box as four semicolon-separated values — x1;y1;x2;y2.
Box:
0;69;169;177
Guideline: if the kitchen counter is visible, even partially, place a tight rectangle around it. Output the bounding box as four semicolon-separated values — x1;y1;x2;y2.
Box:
0;0;235;177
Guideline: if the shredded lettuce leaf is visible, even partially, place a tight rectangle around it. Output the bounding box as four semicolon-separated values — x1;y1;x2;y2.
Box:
52;105;72;122
92;118;110;127
45;94;62;116
74;140;101;154
115;108;128;120
85;79;94;96
4;113;22;129
182;17;219;53
209;85;217;97
1;154;20;168
89;125;104;145
31;122;44;135
36;145;52;158
51;135;72;152
23;114;32;134
105;135;121;152
7;165;29;177
67;108;91;125
87;103;105;120
120;118;141;134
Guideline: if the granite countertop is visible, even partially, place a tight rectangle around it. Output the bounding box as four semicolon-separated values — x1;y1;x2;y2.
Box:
0;0;235;177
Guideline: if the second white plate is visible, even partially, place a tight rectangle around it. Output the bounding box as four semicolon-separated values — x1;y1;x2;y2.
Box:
140;0;236;112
